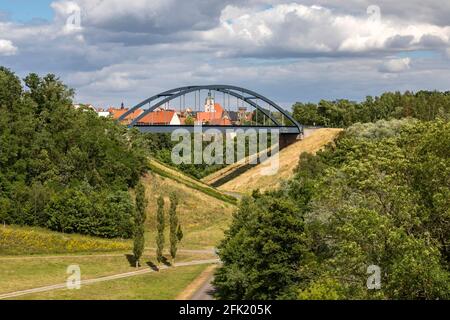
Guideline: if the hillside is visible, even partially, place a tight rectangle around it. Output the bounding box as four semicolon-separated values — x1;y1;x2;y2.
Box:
148;159;237;204
218;128;343;194
142;172;235;250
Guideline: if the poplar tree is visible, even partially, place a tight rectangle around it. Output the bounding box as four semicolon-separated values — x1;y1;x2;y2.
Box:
169;193;180;263
133;183;147;268
156;196;165;264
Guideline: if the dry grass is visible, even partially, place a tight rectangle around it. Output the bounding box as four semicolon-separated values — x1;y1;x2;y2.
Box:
142;173;235;250
0;225;131;256
149;159;237;204
218;128;343;194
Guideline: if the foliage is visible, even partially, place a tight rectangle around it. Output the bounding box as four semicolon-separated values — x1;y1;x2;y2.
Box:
169;192;180;262
213;191;305;299
133;183;147;267
215;119;450;300
292;91;450;127
156;196;165;263
0;67;146;238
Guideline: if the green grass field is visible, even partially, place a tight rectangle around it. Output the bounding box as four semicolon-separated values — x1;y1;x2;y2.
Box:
12;264;209;300
0;251;215;296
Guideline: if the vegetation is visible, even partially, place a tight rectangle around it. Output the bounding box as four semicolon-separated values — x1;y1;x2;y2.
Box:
15;264;210;300
0;67;146;238
156;196;165;263
148;159;237;205
292;91;450;127
133;183;147;267
0;225;130;255
142;173;234;250
214;118;450;300
0;251;215;296
169;193;183;263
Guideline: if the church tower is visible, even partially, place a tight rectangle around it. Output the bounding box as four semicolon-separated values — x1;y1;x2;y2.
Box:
204;91;215;112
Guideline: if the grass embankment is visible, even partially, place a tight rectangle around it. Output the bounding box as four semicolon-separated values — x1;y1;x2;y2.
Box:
201;145;276;188
148;159;237;205
142;172;235;250
218;128;343;194
0;225;131;256
14;264;209;300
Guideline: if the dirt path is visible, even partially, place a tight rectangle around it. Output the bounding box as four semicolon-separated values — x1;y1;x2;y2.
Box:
189;274;216;300
175;264;217;300
0;259;220;300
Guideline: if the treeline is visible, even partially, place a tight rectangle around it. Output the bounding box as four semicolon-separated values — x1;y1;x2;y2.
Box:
214;118;450;299
0;67;147;238
293;91;450;127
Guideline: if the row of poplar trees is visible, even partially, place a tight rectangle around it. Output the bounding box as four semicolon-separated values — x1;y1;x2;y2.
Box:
132;183;183;267
156;193;183;264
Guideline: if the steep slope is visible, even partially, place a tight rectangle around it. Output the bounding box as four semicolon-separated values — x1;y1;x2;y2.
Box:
148;159;237;204
218;128;343;194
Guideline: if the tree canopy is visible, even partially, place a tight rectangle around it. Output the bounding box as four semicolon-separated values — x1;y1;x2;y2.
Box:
0;67;146;238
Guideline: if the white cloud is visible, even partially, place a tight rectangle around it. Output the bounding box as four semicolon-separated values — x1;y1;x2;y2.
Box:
379;57;411;73
1;0;450;107
0;39;17;55
202;3;450;58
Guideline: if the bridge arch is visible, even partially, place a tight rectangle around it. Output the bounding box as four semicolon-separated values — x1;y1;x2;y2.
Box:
119;85;303;135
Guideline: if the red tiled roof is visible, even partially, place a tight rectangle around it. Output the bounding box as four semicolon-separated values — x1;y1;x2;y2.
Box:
197;103;225;122
138;110;177;125
208;118;232;126
109;108;143;121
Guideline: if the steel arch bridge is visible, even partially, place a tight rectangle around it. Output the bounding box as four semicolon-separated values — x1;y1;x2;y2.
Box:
119;85;303;136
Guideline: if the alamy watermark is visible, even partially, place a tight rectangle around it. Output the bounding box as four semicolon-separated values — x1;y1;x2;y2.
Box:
66;265;81;290
367;264;381;290
171;125;280;176
367;5;382;23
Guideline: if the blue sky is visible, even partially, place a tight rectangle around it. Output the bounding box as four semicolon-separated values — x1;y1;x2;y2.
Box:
0;1;450;108
0;0;53;22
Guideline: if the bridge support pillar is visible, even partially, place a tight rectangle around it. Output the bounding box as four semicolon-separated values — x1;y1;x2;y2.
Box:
279;134;301;150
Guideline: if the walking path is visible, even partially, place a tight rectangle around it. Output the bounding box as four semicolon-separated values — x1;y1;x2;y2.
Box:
175;265;217;300
189;274;216;300
0;259;219;300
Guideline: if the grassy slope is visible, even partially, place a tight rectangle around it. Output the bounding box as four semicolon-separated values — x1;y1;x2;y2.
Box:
0;225;131;255
15;264;208;300
148;159;237;205
142;173;235;250
218;128;343;194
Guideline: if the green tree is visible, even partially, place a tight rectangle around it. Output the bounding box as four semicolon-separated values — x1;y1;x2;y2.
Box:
169;192;180;264
213;192;305;299
133;183;147;267
156;196;165;264
0;67;146;238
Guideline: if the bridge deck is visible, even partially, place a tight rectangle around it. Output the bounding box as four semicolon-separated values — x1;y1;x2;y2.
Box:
133;125;302;135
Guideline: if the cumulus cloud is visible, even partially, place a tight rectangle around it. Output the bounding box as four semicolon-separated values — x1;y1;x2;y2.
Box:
1;0;450;107
202;3;450;58
379;57;411;73
0;39;18;55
